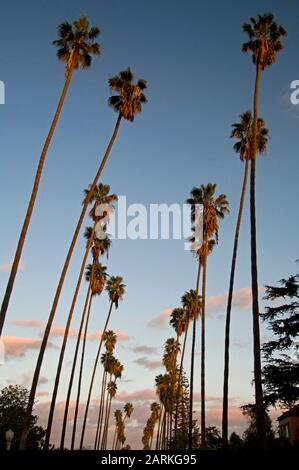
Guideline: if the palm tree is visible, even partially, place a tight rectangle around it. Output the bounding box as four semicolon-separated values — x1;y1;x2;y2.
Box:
114;403;133;450
0;16;100;336
222;112;268;445
80;276;126;448
242;13;286;443
46;184;115;449
104;381;118;447
149;402;161;449
101;360;123;449
20;69;147;449
188;184;229;448
71;262;107;449
93;332;117;450
112;410;123;450
177;289;200;448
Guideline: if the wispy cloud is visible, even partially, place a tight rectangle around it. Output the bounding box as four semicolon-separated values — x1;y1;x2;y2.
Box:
131;345;157;354
207;287;265;316
147;288;265;328
134;356;162;370
10;319;131;343
11;319;43;328
2;336;58;359
147;308;172;328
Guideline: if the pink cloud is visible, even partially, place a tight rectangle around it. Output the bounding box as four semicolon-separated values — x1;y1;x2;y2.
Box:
147;308;172;328
134;357;162;370
88;330;130;342
115;389;156;402
207;287;265;316
2;336;58;359
131;345;157;354
11;319;44;328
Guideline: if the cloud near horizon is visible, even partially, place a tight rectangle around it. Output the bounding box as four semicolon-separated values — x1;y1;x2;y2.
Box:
10;319;130;343
2;336;58;359
147;287;265;328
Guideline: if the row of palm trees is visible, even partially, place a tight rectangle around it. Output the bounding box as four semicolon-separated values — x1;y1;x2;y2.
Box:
1;12;287;450
145;12;286;450
0;15;147;449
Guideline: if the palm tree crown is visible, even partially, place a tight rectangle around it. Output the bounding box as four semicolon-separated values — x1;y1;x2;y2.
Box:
106;276;126;308
231;111;269;161
53;16;100;71
85;263;107;296
108;68;148;121
242;13;286;70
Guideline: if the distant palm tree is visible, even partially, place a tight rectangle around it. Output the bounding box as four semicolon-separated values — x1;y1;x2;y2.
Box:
101;360;123;449
46;184;115;449
112;410;123;450
179;289;200;448
114;403;133;450
0;16;100;336
242;13;286;443
222;112;268;445
80;276;126;448
149;402;160;449
20;68;146;449
94;331;117;449
94;352;115;448
188;184;229;448
71;262;107;449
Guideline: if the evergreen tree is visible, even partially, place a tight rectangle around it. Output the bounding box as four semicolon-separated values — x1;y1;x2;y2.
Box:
261;271;299;407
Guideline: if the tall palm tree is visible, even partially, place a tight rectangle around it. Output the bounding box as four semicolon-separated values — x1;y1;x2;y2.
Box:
101;360;123;449
94;332;117;450
149;402;161;449
112;410;123;450
114;403;133;450
96;351;118;450
222;112;268;445
178;289;200;448
46;184;115;449
71;262;107;449
188;184;229;448
0;16;100;335
102;381;117;448
242;13;286;443
20;68;147;449
80;276;126;448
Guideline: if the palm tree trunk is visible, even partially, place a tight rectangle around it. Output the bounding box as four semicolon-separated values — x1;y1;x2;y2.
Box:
174;324;189;441
0;62;75;336
250;63;265;445
189;259;201;450
103;395;113;449
201;250;207;449
45;224;96;449
71;293;93;449
97;371;108;449
112;426;117;450
94;368;106;449
80;301;114;448
19;114;122;449
100;380;110;449
155;404;163;450
222;159;249;446
161;409;167;450
60;283;91;449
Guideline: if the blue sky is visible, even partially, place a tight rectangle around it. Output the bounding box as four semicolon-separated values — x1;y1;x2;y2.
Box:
0;0;298;448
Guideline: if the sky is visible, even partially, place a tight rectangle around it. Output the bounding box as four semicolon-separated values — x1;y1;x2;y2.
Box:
0;0;298;449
